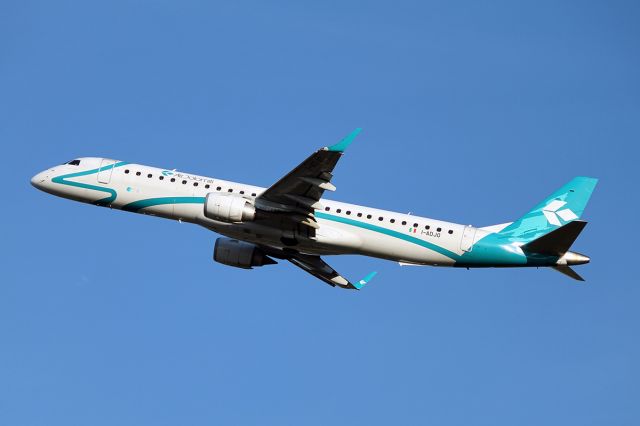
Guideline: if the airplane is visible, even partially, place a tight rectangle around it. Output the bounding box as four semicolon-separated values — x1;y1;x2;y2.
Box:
31;129;597;289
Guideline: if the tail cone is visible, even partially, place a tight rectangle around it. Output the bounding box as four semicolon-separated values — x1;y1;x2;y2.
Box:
557;251;590;266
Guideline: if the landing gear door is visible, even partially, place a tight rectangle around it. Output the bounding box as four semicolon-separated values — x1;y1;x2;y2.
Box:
97;159;115;184
460;225;476;252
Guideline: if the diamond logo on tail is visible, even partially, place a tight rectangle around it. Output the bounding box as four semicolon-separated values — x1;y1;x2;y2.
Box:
542;200;578;226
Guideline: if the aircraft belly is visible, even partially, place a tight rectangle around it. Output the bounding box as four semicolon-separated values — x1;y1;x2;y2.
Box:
56;186;89;203
359;234;455;265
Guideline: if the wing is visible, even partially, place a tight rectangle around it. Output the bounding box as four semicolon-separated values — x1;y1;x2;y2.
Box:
255;128;361;230
255;245;377;290
287;253;377;290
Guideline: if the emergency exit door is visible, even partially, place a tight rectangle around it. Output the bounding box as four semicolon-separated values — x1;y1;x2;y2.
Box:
460;225;476;252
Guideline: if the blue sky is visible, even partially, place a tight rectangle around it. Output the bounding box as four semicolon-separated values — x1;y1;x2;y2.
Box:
2;0;639;424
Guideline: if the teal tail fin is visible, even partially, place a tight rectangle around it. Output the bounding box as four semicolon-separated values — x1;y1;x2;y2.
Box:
498;177;598;243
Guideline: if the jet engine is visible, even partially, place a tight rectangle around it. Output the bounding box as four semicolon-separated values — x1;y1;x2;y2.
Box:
213;238;277;269
204;193;255;223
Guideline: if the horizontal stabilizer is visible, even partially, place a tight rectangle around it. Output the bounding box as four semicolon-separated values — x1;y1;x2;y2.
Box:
552;265;585;282
522;220;587;256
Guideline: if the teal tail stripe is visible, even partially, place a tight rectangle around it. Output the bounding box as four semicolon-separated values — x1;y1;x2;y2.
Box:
51;161;129;206
122;197;206;212
315;211;460;261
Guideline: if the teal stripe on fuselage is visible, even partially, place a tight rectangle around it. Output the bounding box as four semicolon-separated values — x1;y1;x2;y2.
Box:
51;161;129;206
315;211;461;261
315;211;550;267
122;197;206;212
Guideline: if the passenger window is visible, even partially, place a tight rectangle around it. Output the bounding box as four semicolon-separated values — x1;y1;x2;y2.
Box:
228;188;233;192
182;180;187;184
337;209;342;213
367;214;372;219
346;211;351;215
193;182;198;187
159;176;164;180
136;172;141;176
325;207;330;211
205;184;210;189
146;174;151;178
378;217;383;221
251;193;256;197
437;227;442;232
357;213;362;217
240;190;245;194
124;169;130;174
390;219;395;223
402;221;407;225
170;178;176;182
216;186;221;191
425;225;430;230
448;230;453;234
413;223;418;228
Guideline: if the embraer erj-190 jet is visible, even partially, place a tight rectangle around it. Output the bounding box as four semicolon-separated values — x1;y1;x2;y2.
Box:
31;129;597;289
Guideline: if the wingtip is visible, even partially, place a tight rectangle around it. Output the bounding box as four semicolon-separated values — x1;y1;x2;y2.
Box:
326;128;362;152
352;271;377;290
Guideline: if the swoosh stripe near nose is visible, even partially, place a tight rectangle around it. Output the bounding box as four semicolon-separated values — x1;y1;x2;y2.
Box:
51;161;129;206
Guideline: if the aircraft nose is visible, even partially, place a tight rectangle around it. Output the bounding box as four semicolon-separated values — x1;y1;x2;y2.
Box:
31;171;48;189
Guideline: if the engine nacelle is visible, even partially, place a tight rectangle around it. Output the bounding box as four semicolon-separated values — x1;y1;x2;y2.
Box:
213;238;277;269
204;193;255;223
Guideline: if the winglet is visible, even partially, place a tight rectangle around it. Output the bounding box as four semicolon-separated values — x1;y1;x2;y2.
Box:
350;271;377;290
326;128;362;152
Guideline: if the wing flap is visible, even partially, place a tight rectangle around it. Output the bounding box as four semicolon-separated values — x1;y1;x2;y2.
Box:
298;177;336;191
283;194;325;210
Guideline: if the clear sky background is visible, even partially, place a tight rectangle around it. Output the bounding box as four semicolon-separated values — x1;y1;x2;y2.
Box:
1;1;638;424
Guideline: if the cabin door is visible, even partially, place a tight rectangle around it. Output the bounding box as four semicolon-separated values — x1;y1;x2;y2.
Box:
97;159;115;184
460;225;476;252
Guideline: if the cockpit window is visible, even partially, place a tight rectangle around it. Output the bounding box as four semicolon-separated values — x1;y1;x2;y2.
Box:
66;159;81;166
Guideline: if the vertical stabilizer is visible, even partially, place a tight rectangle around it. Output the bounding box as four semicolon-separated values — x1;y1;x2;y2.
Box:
498;177;598;243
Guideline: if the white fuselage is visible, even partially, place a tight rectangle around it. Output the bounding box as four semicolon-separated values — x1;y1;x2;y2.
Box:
32;157;490;266
32;152;596;284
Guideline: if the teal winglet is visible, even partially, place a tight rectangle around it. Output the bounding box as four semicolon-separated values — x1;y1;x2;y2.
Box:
352;271;377;290
326;128;362;152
